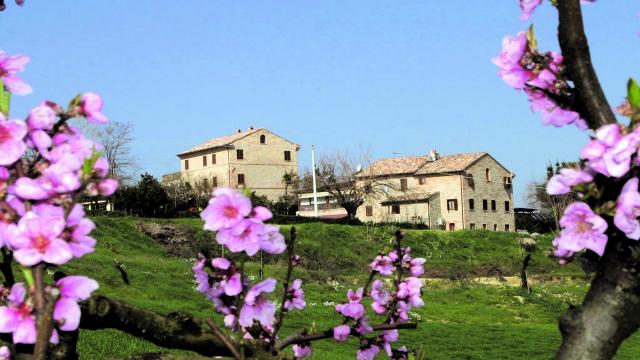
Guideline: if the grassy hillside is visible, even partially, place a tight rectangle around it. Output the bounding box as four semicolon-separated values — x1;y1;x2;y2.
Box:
46;217;638;359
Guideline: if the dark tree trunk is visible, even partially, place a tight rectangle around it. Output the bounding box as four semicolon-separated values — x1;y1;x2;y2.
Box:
556;236;640;359
520;253;531;293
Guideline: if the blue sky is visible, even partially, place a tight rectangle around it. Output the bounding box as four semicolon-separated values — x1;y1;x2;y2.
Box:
1;1;639;204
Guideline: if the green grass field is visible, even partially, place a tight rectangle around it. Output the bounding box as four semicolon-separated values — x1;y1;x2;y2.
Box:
46;217;640;359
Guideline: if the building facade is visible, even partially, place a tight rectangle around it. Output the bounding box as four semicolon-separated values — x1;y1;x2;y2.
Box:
355;151;515;231
163;127;299;201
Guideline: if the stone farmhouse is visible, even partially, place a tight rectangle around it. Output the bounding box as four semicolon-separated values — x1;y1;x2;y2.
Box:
163;127;299;200
298;150;515;231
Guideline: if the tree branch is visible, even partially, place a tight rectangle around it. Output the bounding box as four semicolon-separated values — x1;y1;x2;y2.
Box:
274;322;417;351
557;0;616;129
78;295;256;358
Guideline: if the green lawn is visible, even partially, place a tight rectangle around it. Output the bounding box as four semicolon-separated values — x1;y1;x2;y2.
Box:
43;217;640;359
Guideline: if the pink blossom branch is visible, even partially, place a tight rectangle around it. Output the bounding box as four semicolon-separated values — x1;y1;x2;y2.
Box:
271;227;297;341
274;322;417;351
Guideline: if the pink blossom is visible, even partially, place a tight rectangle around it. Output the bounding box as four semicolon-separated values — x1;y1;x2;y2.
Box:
354;316;373;335
292;344;312;358
382;329;399;357
0;51;31;95
614;177;640;240
192;256;210;293
357;345;380;360
0;283;36;343
201;188;252;231
397;277;424;308
336;288;365;320
53;276;99;331
216;219;264;256
66;204;97;258
0;346;9;360
546;168;594;195
93;157;109;177
0;115;27;166
10;207;72;266
370;254;394;276
493;32;529;89
27;105;56;130
97;178;118;196
333;324;351;342
409;257;426;277
211;257;243;296
554;202;608;260
581;124;640;177
519;0;542;20
284;279;305;310
260;224;286;254
370;280;391;315
79;93;108;124
238;278;276;328
252;206;272;221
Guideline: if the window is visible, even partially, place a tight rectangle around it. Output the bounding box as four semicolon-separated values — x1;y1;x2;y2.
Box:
391;204;400;214
184;159;189;170
260;134;266;144
505;201;510;212
491;200;496;211
485;168;491;181
482;199;488;211
202;156;207;166
447;199;458;211
493;224;497;231
202;178;209;188
366;206;373;217
237;149;244;160
418;177;426;185
212;154;216;164
400;178;408;191
470;223;476;230
469;199;475;210
482;224;487;229
325;197;330;204
212;177;218;187
449;223;455;231
237;174;245;185
284;151;291;161
505;224;510;231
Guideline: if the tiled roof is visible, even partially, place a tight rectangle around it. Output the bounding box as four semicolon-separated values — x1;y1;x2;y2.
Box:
380;192;436;205
178;128;264;156
360;156;430;177
414;152;487;175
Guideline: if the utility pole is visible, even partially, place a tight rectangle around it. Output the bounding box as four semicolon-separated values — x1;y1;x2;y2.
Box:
311;145;319;217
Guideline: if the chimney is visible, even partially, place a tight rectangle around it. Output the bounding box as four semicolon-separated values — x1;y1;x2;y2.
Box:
429;149;440;161
249;126;254;130
237;129;242;133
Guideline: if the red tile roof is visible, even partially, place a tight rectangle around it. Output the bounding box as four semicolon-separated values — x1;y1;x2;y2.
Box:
178;128;265;156
415;152;487;175
360;155;430;177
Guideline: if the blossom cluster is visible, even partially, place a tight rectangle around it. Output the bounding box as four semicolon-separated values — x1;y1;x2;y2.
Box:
0;49;111;348
493;29;586;130
333;247;425;359
194;188;301;341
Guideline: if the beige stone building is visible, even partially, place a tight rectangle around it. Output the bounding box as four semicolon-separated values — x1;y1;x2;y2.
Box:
163;128;299;200
356;151;515;231
297;150;515;231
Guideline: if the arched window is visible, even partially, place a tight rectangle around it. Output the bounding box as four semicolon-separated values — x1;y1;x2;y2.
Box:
485;168;491;181
260;135;266;144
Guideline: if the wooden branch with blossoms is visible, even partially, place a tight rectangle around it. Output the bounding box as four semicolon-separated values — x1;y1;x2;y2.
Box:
193;188;425;359
497;1;640;359
0;49;115;360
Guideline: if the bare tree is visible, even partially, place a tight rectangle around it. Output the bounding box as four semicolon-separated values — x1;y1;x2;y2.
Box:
526;161;580;230
165;180;194;210
315;152;393;220
93;121;138;184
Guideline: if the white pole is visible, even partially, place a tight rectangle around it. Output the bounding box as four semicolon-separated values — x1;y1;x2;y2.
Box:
311;145;319;217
